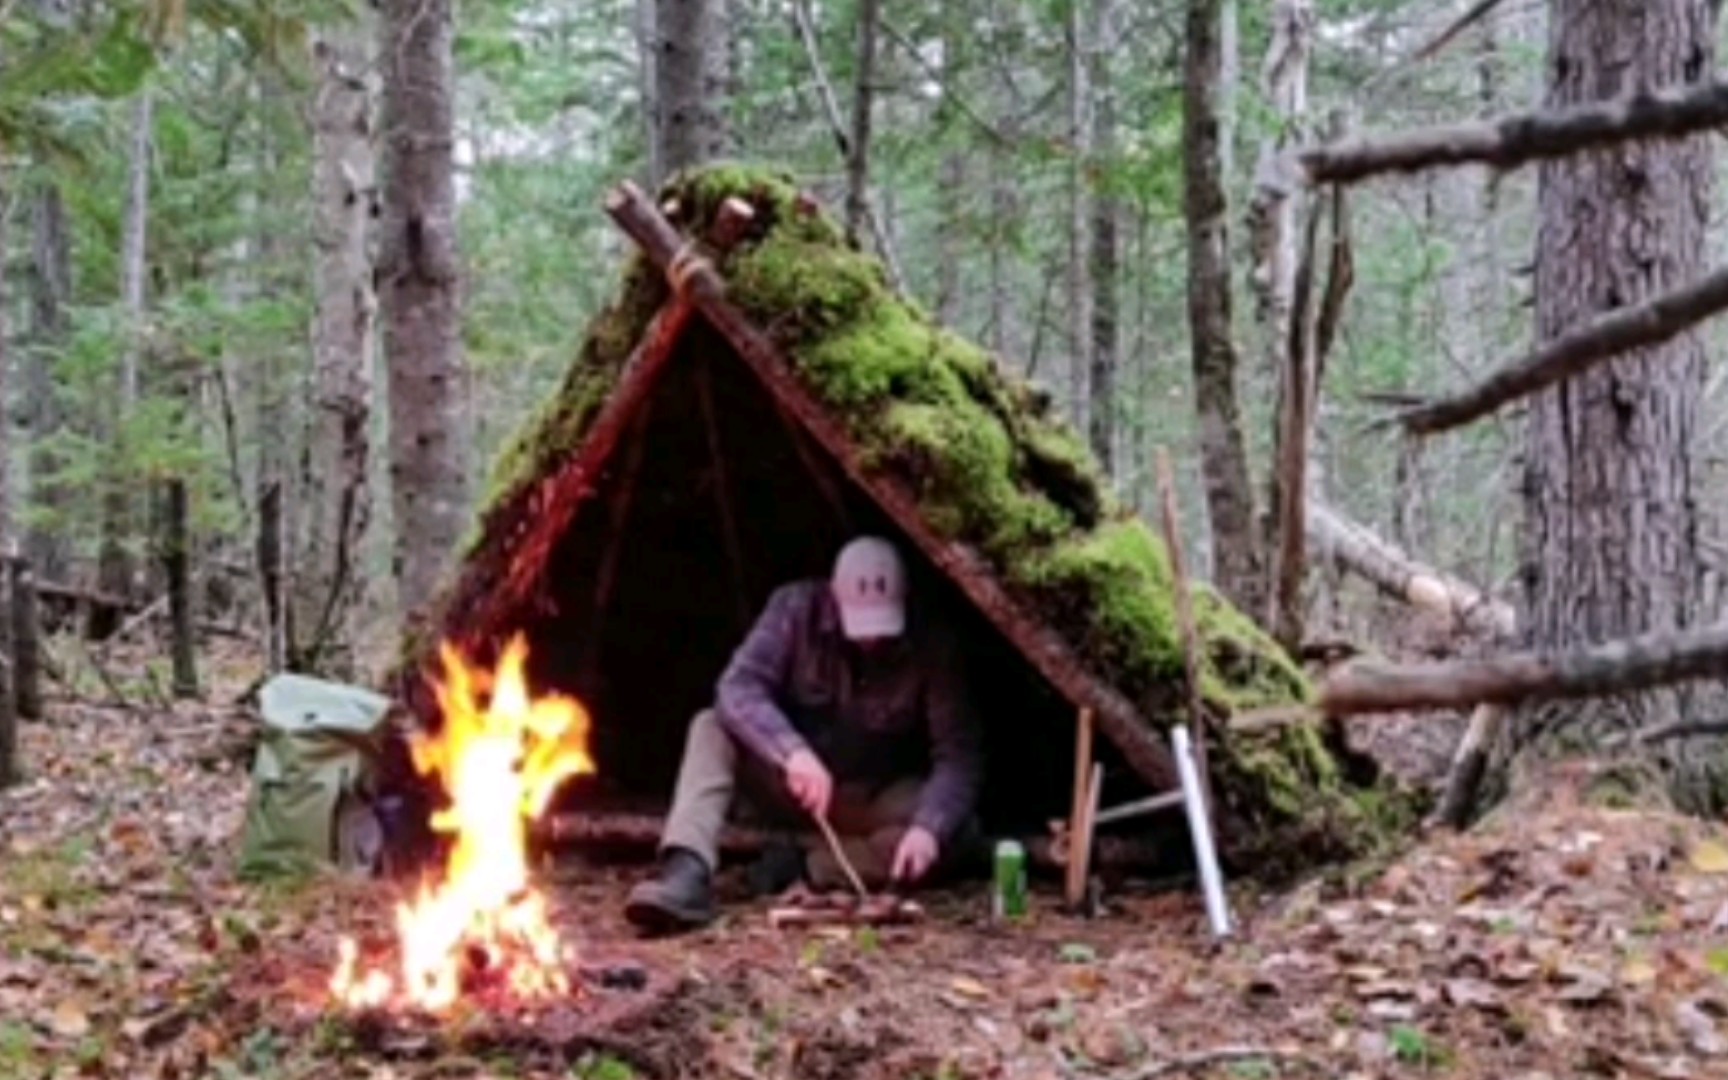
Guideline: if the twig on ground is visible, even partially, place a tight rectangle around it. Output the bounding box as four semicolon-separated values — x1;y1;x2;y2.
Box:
1603;718;1728;749
1101;1044;1330;1078
70;638;136;713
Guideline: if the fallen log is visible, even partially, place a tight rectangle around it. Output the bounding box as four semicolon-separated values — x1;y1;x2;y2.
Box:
1319;622;1728;716
1307;502;1514;638
536;811;1167;873
1298;79;1728;186
1394;262;1728;435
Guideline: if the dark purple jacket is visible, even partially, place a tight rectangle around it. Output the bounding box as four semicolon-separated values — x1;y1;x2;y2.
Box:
714;581;983;841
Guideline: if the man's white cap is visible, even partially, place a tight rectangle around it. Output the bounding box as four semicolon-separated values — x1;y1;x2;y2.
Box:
831;536;906;640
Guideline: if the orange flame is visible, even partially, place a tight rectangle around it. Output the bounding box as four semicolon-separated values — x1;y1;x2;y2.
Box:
330;633;594;1012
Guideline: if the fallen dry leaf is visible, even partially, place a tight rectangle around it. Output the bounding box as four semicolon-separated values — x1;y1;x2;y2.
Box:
1443;977;1503;1012
1687;839;1728;875
49;999;90;1038
1675;1000;1727;1057
949;976;990;1001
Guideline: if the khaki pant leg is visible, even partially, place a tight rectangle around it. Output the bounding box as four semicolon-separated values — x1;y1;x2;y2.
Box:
658;709;739;871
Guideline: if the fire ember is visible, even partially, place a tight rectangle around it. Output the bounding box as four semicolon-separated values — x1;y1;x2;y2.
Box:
330;633;595;1012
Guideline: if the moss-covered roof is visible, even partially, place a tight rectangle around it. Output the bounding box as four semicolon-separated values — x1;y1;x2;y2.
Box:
463;163;1411;874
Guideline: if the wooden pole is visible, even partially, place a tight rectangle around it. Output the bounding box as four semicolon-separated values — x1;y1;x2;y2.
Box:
1064;707;1094;908
1155;448;1214;813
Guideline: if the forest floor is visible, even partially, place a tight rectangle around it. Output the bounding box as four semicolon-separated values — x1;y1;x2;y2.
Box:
5;647;1728;1079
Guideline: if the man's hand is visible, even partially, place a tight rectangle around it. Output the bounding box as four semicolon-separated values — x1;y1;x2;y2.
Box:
783;748;833;818
891;825;939;883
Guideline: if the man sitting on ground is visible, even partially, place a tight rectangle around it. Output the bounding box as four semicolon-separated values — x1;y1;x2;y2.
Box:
625;536;984;933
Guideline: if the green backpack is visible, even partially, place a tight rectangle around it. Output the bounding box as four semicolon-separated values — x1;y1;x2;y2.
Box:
238;673;394;880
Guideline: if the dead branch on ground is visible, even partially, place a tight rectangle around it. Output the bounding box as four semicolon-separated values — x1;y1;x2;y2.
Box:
1298;79;1728;186
1307;502;1514;638
1320;623;1728;716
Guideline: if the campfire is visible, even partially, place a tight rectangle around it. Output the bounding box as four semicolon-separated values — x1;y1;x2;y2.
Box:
330;633;594;1012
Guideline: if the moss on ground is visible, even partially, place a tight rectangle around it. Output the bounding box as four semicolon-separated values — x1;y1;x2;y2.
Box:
451;160;1408;873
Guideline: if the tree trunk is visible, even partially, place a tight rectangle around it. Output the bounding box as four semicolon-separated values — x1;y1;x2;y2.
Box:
636;0;662;188
1065;0;1092;434
92;91;153;639
1183;0;1260;613
297;23;376;678
25;181;70;582
10;557;41;723
845;0;879;245
1514;0;1719;807
1087;0;1118;474
0;177;17;785
381;0;471;632
163;479;198;698
256;76;292;673
654;0;730;181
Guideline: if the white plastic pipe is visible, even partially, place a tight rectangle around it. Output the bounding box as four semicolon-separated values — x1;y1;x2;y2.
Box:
1172;725;1232;939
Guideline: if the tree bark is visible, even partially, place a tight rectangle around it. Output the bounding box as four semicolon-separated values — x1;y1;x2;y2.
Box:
636;0;662;188
163;479;198;698
297;22;376;677
845;0;879;245
0;177;17;785
10;557;41;723
25;181;70;582
93;91;153;639
1065;0;1092;435
1087;0;1118;475
1183;0;1261;613
1515;0;1719;807
654;0;731;181
381;0;471;632
1252;0;1314;648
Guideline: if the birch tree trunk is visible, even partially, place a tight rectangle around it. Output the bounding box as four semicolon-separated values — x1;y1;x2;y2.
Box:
1183;0;1260;613
654;0;731;181
25;182;70;582
381;0;471;631
1252;0;1313;641
1514;0;1721;807
93;91;153;639
297;23;377;677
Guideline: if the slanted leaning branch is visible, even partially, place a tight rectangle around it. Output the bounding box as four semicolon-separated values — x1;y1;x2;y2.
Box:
1396;262;1728;435
1298;79;1728;186
1320;623;1728;716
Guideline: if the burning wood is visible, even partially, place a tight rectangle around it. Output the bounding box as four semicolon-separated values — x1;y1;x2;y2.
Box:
330;633;595;1012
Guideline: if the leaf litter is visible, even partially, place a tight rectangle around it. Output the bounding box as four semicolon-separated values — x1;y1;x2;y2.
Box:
5;648;1728;1077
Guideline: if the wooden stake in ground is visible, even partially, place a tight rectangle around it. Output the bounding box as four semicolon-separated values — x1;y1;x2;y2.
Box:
1064;707;1095;909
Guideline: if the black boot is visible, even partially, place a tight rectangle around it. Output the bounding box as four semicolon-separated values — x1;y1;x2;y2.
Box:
625;847;716;934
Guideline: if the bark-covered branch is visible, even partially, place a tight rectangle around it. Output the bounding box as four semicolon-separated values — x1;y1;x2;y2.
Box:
1397;262;1728;435
1298;79;1728;187
1320;622;1728;716
1307;501;1514;638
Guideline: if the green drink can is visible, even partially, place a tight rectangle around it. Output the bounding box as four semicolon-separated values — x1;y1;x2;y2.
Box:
993;840;1027;919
